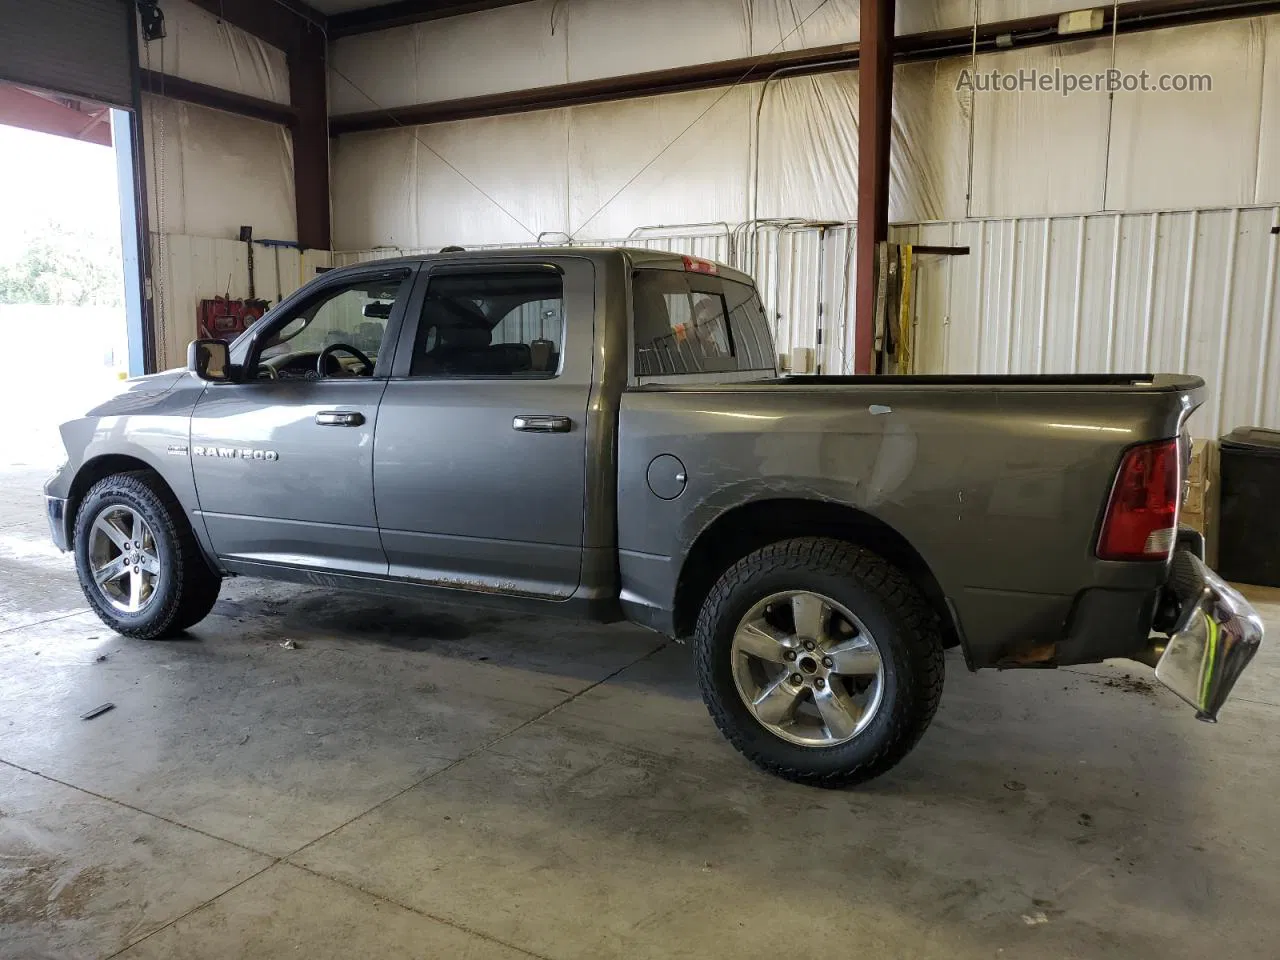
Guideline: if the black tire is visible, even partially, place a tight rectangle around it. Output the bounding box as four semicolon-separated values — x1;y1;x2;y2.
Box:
73;471;222;639
694;537;945;787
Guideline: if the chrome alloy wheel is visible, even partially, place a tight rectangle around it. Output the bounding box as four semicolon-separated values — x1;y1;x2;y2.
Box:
87;505;161;614
730;590;885;747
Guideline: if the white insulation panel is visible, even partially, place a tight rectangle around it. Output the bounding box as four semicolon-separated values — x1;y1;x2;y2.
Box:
137;0;289;104
141;95;297;243
328;0;862;114
331;15;1280;252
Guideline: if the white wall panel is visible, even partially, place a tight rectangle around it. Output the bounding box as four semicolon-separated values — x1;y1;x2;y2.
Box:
1255;17;1280;202
570;86;751;238
150;234;332;370
899;0;1086;34
968;37;1111;217
755;73;858;220
329;0;860;114
330;1;566;114
892;60;969;222
419;109;569;245
1106;19;1267;210
568;0;749;80
142;95;296;242
333;109;569;250
331;128;419;250
138;0;288;104
750;0;860;53
893;207;1280;439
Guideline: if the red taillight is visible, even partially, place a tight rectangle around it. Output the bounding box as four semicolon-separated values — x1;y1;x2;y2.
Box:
1097;438;1180;561
682;256;718;275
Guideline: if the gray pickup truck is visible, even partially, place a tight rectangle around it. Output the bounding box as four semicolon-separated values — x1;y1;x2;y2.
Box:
45;248;1263;786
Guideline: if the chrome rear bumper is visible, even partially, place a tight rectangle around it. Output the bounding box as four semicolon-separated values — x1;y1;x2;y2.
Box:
1154;552;1264;721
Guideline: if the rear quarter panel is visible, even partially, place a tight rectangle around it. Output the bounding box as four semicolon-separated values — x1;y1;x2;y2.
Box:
617;382;1197;665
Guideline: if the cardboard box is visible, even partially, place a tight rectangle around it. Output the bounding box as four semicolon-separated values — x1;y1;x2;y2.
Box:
1183;439;1220;567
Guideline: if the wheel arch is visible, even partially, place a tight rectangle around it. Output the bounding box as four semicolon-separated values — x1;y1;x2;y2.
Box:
68;454;171;525
672;498;964;657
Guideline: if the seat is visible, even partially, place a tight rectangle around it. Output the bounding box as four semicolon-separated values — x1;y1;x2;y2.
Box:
416;297;494;375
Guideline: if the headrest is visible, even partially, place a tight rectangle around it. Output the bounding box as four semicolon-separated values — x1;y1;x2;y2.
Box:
529;338;554;371
489;343;531;372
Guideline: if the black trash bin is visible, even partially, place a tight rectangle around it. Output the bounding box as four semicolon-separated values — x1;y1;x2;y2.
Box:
1218;426;1280;587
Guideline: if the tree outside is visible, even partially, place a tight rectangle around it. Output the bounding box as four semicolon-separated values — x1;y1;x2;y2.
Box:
0;220;123;307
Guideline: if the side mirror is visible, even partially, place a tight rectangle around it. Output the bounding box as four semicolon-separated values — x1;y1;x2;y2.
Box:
188;339;231;382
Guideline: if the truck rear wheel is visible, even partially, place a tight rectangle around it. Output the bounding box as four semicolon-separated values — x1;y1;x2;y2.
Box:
73;472;222;640
694;537;944;787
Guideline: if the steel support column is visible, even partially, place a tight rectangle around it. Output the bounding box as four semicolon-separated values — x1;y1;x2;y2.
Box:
290;27;330;251
854;0;894;374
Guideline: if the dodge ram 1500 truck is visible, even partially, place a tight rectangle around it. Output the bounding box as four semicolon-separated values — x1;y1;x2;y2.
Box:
45;248;1263;786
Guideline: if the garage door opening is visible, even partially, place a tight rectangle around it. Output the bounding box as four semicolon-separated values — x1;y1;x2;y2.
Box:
0;94;130;472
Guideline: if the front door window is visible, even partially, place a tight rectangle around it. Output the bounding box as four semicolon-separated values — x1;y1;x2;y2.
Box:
254;274;408;380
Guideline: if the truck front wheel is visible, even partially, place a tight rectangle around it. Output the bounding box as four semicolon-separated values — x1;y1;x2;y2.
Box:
694;537;945;787
73;472;222;640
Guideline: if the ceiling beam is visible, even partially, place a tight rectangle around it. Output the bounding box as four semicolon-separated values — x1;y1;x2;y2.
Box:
330;0;1280;135
331;42;859;134
329;0;535;38
139;69;299;126
0;85;111;146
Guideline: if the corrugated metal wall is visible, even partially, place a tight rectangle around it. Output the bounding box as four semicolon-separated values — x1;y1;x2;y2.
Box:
894;206;1280;438
331;203;1280;439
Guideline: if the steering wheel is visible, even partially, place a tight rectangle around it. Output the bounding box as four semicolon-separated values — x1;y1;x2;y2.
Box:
317;343;374;378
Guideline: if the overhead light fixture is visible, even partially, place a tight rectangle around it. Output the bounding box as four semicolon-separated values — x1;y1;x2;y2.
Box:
1058;8;1105;35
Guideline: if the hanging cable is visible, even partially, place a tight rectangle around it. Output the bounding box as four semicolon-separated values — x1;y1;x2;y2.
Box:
569;0;833;239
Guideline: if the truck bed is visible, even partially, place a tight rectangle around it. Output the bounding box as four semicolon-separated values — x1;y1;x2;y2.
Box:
767;373;1203;391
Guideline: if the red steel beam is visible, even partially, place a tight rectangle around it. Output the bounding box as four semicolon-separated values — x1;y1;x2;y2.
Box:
853;0;893;375
290;27;331;250
330;42;859;134
0;85;111;146
139;69;298;127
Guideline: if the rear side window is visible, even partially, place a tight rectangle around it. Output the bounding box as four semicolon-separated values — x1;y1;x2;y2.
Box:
632;270;774;376
410;268;564;378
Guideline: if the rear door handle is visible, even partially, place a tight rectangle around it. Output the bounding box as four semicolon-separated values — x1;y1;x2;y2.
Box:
513;415;571;433
315;410;365;427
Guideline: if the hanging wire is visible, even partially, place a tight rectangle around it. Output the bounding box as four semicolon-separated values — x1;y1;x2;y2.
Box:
568;0;833;239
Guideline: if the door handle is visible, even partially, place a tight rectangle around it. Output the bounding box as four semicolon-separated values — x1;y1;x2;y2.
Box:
315;410;365;427
512;415;572;433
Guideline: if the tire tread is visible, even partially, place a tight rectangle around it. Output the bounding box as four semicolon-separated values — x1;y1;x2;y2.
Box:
694;536;944;787
74;471;221;639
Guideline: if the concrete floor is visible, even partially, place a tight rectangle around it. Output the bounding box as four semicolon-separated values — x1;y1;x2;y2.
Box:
2;462;1280;960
